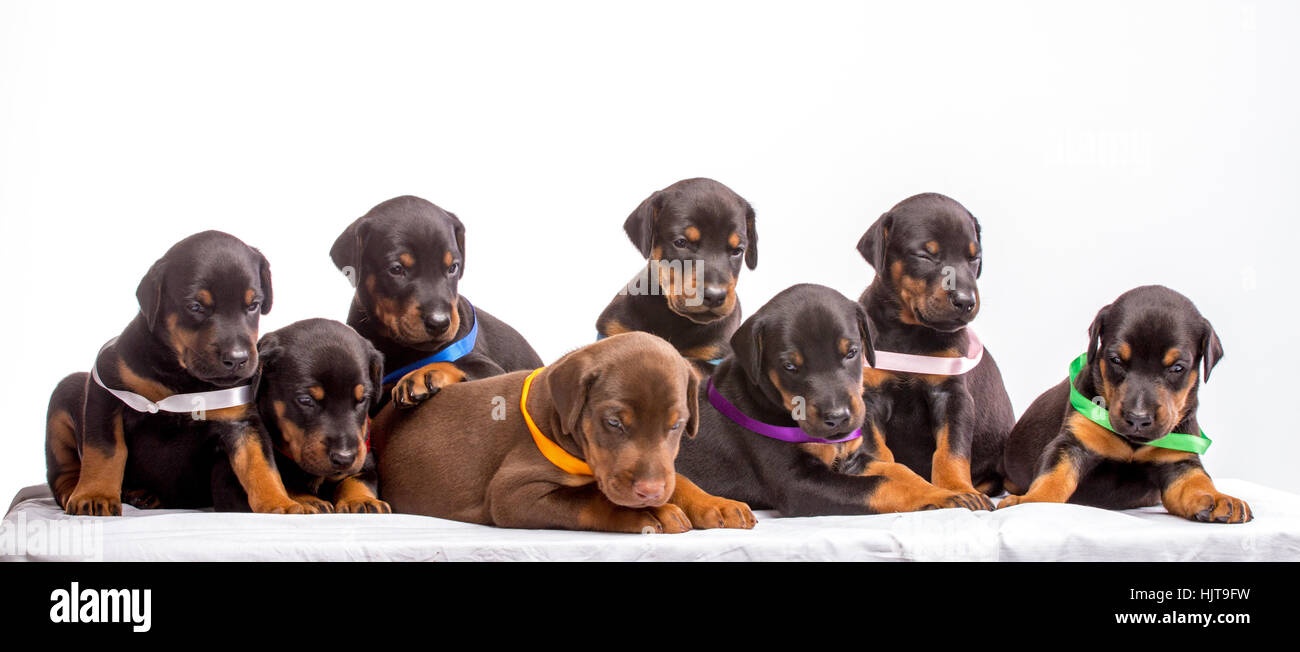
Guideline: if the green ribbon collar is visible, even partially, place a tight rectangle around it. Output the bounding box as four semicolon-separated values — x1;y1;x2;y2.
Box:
1067;353;1211;455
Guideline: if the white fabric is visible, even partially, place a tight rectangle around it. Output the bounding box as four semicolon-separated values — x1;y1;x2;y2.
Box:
4;479;1298;561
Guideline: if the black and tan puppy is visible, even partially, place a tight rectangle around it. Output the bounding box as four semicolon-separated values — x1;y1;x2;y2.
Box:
45;231;312;515
375;332;757;533
676;284;992;515
596;178;757;374
854;193;1014;507
253;319;390;514
1001;286;1249;523
331;195;542;411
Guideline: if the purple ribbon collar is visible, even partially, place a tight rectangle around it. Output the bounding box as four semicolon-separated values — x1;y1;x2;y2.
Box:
705;378;862;444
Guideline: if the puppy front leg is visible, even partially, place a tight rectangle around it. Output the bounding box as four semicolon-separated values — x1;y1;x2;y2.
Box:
64;388;127;516
925;383;993;509
333;460;390;513
668;474;756;529
221;426;316;514
1158;459;1252;524
998;434;1098;509
491;482;693;534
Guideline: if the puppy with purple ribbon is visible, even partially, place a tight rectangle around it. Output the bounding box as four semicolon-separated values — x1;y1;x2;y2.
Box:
675;284;993;515
852;193;1015;507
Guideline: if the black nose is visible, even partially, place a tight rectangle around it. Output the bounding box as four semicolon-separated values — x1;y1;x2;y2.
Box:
949;291;976;313
424;311;451;333
820;407;850;430
701;286;728;308
221;348;250;371
329;449;357;469
1123;411;1154;431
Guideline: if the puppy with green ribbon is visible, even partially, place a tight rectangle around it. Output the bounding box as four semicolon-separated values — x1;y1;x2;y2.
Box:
1000;286;1251;523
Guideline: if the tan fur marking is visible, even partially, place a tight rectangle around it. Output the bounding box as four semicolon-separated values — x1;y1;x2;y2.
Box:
684;226;701;242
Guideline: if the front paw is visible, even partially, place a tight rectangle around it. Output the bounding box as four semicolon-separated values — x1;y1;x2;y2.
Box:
680;496;757;530
293;495;335;514
392;370;443;409
1180;491;1253;524
914;488;993;512
122;488;163;510
66;491;122;516
647;503;693;534
252;497;316;514
335;496;392;514
997;494;1028;510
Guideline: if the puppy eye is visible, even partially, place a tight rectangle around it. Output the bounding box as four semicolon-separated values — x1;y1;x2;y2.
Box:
605;417;623;430
783;362;799;373
1168;364;1186;374
387;263;406;277
912;252;937;263
1108;355;1123;366
187;302;205;314
296;395;315;407
246;301;260;313
845;347;860;360
669;420;684;431
446;262;460;276
729;247;744;258
672;237;689;249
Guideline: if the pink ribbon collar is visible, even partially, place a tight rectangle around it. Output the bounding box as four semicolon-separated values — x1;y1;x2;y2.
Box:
865;329;984;376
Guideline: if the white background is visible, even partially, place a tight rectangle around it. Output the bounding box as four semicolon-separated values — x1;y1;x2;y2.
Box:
2;0;1296;507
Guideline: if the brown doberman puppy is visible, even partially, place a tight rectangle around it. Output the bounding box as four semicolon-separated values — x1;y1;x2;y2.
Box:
375;332;757;533
596;178;757;376
1001;285;1250;523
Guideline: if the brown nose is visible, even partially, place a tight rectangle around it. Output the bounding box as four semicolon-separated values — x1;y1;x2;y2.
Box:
633;480;666;502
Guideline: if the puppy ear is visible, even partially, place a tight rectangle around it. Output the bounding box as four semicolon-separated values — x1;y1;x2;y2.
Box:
329;215;371;287
448;211;466;275
135;258;167;330
623;191;663;259
729;313;765;385
366;344;385;412
856;212;893;271
255;248;273;315
684;364;700;438
252;331;283;398
1199;317;1224;382
855;302;877;369
743;199;758;270
970;213;984;279
1086;304;1112;367
547;352;599;436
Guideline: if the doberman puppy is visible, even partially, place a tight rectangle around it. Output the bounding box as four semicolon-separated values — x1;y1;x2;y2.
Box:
676;284;993;515
45;231;313;515
596;178;757;375
375;332;757;533
1001;285;1250;523
251;318;390;514
854;193;1014;507
330;195;542;411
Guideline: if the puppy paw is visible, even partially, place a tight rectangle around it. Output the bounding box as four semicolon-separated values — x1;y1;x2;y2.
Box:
647;503;693;534
335;496;392;514
680;496;757;530
997;494;1027;510
1181;491;1253;524
65;491;121;516
391;363;464;409
293;495;335;514
914;489;993;512
122;489;164;510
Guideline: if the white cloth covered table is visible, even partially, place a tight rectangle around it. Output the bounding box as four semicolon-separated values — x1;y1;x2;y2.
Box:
4;479;1298;561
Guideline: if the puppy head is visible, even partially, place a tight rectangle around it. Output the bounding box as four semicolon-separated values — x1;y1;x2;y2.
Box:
330;196;466;349
256;319;384;479
731;284;875;440
136;230;272;386
857;193;983;332
1084;285;1222;442
546;332;698;509
622;178;757;324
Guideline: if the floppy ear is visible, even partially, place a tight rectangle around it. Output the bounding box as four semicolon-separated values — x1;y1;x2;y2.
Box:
366;343;385;412
684;364;700;438
329;216;371;287
743;199;758;270
135;258;167;330
447;211;466;275
252;331;283;398
255;248;273;315
856;212;893;271
547;352;599;436
1086;304;1112;367
970;213;984;279
729;313;765;385
855;302;877;368
623;190;663;259
1199;317;1224;383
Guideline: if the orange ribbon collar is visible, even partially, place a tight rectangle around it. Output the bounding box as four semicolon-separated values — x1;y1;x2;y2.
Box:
520;368;593;476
